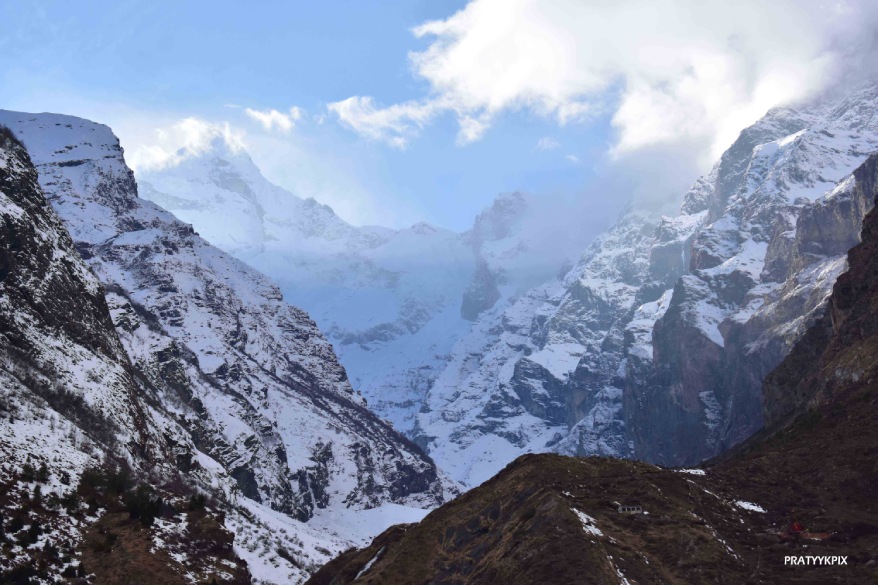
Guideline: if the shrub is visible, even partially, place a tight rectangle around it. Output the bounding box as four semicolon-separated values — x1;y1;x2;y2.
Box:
16;522;41;546
124;485;163;527
188;494;206;511
21;462;35;482
36;462;49;483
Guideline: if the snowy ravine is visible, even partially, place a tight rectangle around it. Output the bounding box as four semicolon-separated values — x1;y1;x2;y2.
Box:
138;147;595;439
413;207;659;487
0;111;452;583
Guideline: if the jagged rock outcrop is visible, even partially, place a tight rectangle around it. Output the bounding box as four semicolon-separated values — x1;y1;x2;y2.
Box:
762;152;878;425
625;84;878;465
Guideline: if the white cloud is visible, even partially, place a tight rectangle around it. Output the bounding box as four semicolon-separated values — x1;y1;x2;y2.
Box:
115;113;410;227
328;0;878;160
536;136;559;151
244;106;302;133
126;117;245;172
565;154;579;164
327;96;440;148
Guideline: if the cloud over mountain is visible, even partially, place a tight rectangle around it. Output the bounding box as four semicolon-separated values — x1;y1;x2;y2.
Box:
329;0;878;160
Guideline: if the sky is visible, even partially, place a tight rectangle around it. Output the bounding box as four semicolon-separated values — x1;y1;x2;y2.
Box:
2;0;878;231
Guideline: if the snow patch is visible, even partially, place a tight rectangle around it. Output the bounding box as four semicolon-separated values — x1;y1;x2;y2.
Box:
571;508;603;537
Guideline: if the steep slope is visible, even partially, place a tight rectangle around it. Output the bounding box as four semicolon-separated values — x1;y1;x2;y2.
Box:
0;126;249;582
0;111;449;582
307;154;878;584
0;125;160;464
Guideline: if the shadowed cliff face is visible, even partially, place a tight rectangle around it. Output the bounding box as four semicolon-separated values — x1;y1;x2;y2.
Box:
306;153;878;585
763;153;878;427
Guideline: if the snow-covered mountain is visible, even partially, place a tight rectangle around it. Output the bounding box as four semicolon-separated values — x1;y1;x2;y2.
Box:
625;83;878;465
415;82;878;482
413;206;659;486
0;111;452;582
0;123;253;581
138;148;592;438
135;82;878;489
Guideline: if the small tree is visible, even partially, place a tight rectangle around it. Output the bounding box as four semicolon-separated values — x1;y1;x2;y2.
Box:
124;485;162;527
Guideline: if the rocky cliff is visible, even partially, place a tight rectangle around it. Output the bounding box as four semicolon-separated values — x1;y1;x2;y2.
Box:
625;83;878;465
762;152;878;426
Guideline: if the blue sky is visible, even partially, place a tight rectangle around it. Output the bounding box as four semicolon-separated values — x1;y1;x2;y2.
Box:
2;0;875;230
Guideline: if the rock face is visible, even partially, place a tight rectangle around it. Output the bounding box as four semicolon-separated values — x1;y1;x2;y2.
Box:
625;83;878;465
762;152;878;426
